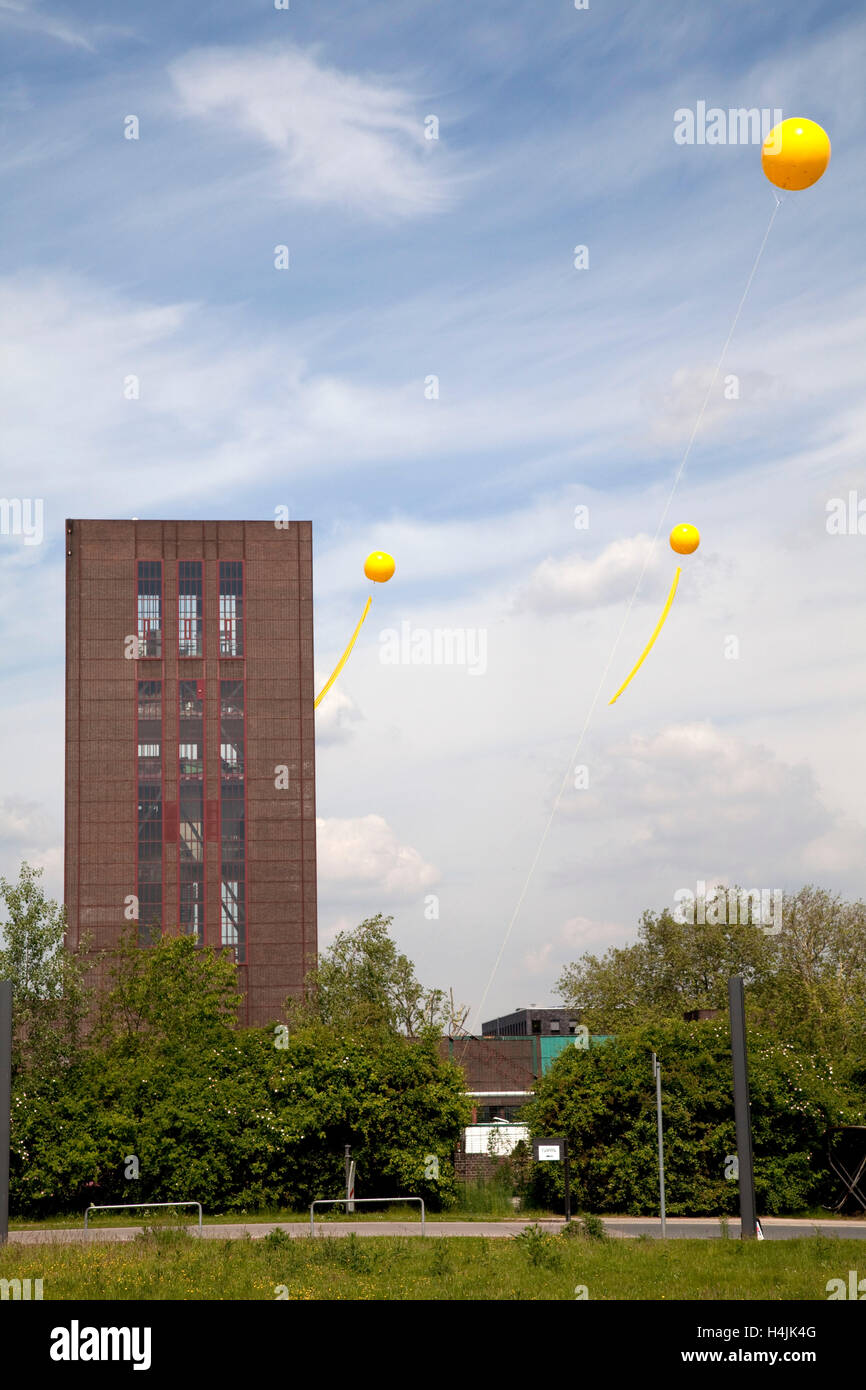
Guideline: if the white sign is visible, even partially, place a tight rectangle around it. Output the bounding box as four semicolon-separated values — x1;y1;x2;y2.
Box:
464;1124;530;1155
538;1144;561;1161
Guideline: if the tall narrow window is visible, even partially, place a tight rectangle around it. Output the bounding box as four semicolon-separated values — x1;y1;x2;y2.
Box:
137;561;162;658
178;561;203;657
219;561;243;656
220;680;245;958
179;679;204;943
137;679;162;943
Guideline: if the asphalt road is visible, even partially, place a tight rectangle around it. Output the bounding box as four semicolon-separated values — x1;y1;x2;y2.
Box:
8;1216;866;1243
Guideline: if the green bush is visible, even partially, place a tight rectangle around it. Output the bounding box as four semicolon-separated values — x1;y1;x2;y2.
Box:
522;1021;864;1216
10;1022;470;1217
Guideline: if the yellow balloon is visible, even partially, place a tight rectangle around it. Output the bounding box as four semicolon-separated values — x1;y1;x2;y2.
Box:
363;551;396;583
670;523;700;556
762;118;830;191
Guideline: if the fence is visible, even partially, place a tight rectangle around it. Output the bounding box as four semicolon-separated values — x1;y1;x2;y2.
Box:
310;1197;425;1236
84;1201;203;1231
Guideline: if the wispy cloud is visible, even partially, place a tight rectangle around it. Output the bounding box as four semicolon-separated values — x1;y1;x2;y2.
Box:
0;0;99;51
169;43;457;219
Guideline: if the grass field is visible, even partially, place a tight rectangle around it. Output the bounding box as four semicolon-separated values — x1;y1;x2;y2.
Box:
0;1226;860;1300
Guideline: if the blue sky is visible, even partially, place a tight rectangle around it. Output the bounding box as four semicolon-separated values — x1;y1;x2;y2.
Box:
1;0;864;1025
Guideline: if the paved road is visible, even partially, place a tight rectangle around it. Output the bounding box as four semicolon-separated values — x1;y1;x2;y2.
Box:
607;1217;866;1240
8;1216;866;1244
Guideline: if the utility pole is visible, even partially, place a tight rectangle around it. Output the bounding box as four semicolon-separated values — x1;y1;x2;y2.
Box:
652;1051;666;1238
728;975;758;1239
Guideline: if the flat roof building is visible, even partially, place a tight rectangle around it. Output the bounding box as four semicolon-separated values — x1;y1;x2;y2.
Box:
481;1008;578;1037
64;518;317;1025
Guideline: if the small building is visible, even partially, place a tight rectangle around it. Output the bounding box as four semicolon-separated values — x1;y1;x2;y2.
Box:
482;1007;579;1038
440;1016;604;1182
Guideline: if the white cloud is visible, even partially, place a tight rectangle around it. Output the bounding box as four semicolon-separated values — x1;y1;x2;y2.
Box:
521;915;632;977
313;686;362;745
558;722;837;883
0;799;63;910
520;534;662;614
169;44;454;219
0;796;56;849
642;365;782;448
316;813;439;896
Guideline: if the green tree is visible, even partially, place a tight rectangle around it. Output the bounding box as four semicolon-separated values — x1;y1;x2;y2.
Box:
760;886;866;1060
91;925;243;1052
289;914;467;1039
0;861;88;1076
556;885;866;1064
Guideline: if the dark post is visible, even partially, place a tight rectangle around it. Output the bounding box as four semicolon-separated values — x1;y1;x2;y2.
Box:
728;974;757;1239
652;1052;667;1238
563;1139;571;1223
0;981;11;1245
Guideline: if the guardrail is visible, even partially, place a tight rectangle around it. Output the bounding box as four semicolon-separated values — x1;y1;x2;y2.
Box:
310;1197;425;1236
84;1201;203;1231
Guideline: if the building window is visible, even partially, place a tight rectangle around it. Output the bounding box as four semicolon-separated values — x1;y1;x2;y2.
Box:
220;741;238;769
178;560;203;657
221;881;240;948
137;679;162;943
219;561;243;656
220;680;245;960
550;1020;560;1034
179;680;204;943
137;561;162;659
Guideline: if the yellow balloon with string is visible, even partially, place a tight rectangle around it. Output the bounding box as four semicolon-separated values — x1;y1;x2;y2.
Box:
315;552;396;708
761;118;830;191
609;526;700;705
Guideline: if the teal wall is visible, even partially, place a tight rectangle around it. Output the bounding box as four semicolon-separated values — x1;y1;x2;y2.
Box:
539;1035;615;1073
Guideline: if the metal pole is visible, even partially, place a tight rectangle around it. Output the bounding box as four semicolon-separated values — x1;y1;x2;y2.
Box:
344;1145;353;1214
0;981;11;1245
652;1052;666;1238
563;1138;571;1223
728;975;758;1239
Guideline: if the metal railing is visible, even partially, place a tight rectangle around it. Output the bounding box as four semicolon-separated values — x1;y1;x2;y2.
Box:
84;1201;203;1231
310;1197;425;1236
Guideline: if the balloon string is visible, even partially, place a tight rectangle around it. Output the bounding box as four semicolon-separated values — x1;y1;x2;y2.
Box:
314;596;373;709
608;567;682;704
463;196;783;1040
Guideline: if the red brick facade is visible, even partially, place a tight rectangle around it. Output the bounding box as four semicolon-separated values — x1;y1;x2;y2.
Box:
64;518;317;1026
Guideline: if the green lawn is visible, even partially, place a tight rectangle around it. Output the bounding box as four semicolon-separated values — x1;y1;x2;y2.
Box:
1;1227;861;1300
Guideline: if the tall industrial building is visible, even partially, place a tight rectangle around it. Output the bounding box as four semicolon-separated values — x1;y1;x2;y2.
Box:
64;519;317;1025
